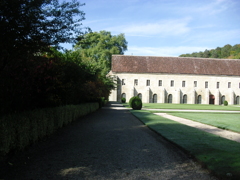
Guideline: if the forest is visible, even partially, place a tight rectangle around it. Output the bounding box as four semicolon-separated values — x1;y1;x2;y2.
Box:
179;44;240;59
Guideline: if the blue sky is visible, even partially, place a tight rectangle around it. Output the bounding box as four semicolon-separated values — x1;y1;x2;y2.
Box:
63;0;240;57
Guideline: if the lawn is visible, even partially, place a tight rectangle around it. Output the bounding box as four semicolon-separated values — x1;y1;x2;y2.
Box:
131;110;240;180
123;102;240;111
168;112;240;133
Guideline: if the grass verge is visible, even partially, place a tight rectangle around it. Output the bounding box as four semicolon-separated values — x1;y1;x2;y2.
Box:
131;110;240;180
123;103;240;111
168;112;240;133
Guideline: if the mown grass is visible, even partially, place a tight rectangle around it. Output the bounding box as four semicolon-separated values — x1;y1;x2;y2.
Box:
167;112;240;133
123;103;240;111
131;110;240;180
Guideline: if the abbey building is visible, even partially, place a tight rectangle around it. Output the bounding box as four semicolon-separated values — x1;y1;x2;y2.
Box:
108;55;240;105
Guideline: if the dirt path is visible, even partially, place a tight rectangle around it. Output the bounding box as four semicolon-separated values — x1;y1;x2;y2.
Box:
1;102;217;180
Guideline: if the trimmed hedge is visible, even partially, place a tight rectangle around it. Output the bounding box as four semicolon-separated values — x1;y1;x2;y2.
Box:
132;97;142;110
129;96;136;107
224;100;228;106
121;98;126;103
0;103;99;156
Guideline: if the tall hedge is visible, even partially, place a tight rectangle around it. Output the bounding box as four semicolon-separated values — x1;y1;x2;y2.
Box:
0;103;99;156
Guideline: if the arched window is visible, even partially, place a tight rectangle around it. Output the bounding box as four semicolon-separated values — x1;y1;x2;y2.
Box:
153;94;157;103
121;93;126;99
168;94;172;103
138;93;142;100
236;96;239;105
183;94;187;104
221;95;225;104
197;95;202;104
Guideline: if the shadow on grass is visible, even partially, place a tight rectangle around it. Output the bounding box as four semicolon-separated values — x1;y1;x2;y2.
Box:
131;110;240;180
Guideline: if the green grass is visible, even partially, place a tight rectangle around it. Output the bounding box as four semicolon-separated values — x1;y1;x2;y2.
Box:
131;110;240;180
123;103;240;111
167;112;240;133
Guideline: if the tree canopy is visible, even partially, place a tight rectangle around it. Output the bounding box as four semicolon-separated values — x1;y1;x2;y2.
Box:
179;44;240;59
74;31;128;75
0;0;87;65
0;1;126;115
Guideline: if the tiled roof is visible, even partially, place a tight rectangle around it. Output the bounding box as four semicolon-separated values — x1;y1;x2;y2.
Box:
111;55;240;76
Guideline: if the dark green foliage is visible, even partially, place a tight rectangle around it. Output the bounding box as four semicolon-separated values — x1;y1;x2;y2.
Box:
0;103;99;156
131;97;142;110
97;97;106;108
129;96;136;107
224;100;228;106
0;56;96;115
0;0;87;64
0;0;93;115
121;98;126;103
179;44;240;59
0;1;117;116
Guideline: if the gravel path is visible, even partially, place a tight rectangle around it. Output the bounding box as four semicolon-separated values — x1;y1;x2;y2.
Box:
1;102;217;180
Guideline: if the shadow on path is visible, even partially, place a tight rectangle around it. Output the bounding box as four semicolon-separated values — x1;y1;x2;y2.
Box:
1;102;217;180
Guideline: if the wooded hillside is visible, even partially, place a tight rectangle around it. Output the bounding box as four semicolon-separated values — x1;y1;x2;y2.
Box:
179;44;240;59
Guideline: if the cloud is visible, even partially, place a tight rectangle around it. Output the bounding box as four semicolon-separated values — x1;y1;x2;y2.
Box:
107;18;191;37
178;0;236;16
125;46;212;57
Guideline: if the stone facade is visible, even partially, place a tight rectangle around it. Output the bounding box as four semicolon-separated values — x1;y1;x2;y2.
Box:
108;55;240;105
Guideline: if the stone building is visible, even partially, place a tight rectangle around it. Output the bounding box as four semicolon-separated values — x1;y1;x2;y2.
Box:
108;55;240;105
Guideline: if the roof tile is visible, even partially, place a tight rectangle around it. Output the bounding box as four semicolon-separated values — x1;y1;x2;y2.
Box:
111;55;240;76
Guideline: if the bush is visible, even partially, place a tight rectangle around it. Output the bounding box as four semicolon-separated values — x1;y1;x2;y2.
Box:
97;97;106;108
129;96;136;107
224;100;228;106
131;97;142;110
121;98;126;103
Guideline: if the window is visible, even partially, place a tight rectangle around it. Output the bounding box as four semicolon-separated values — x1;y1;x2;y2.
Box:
146;80;150;86
121;93;126;99
217;82;219;89
134;79;138;86
205;81;208;88
194;81;197;87
159;80;162;86
122;79;125;85
228;82;231;88
182;81;186;87
170;80;174;87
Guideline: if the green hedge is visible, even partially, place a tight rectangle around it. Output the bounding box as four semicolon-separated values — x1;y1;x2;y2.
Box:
0;103;99;156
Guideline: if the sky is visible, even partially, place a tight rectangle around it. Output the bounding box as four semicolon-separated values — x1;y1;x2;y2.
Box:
63;0;240;57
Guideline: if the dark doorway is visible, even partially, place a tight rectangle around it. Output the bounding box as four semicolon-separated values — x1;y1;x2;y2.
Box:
183;94;187;104
153;94;157;103
209;95;215;104
168;94;172;103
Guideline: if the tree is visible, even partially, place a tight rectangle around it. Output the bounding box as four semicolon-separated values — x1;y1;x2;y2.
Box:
211;47;221;58
0;0;90;115
221;44;232;58
74;30;128;75
0;0;88;70
203;49;211;58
